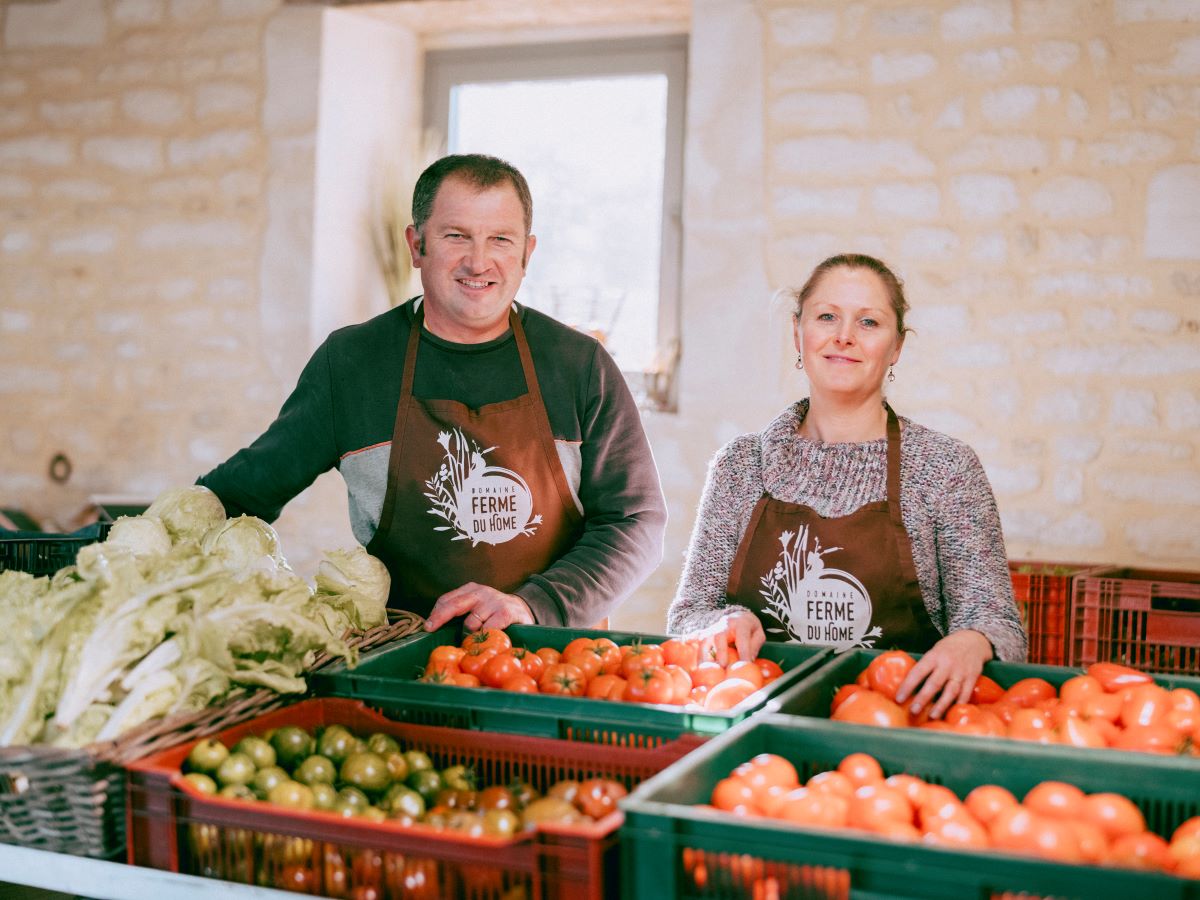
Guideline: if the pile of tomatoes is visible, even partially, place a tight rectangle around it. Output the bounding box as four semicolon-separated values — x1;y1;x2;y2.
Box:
830;653;1200;755
704;750;1200;877
420;630;784;711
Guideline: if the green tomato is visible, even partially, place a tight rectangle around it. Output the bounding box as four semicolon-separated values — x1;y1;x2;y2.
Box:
186;738;229;775
310;782;338;811
267;780;315;810
316;726;357;767
381;784;426;820
366;732;401;756
339;752;390;795
403;750;433;775
219;783;257;802
440;764;476;792
182;772;218;795
407;769;443;805
337;786;369;811
252;766;291;799
293;754;337;787
215;752;257;788
269;726;315;771
234;735;277;770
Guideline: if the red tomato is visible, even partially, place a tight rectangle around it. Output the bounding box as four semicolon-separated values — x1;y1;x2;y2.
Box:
508;647;544;680
830;688;908;729
1082;690;1123;722
538;662;585;696
1111;723;1183;754
662;638;700;672
620;643;665;678
969;674;1005;705
1002;678;1057;709
427;645;465;670
479;651;525;688
862;651;916;701
1087;662;1153;692
883;774;929;809
535;646;560;666
461;629;512;654
923;811;989;849
1006;708;1054;743
422;659;461;678
1168;834;1200;877
806;770;854;799
703;677;759;711
1023;781;1085;821
625;667;676;705
734;754;800;807
561;637;597;659
563;647;604;681
459;647;499;678
449;672;481;688
836;753;883;788
1071;820;1110;864
754;657;785;685
1055;716;1107;749
711;776;759;813
1083;792;1146;840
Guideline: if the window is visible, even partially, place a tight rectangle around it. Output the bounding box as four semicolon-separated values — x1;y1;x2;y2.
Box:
424;36;686;410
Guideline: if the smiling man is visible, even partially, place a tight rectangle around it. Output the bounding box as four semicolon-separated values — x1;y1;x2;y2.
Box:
200;154;667;630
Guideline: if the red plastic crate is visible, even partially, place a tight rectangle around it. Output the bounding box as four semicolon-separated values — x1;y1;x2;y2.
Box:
1069;567;1200;675
125;697;698;900
1007;560;1108;665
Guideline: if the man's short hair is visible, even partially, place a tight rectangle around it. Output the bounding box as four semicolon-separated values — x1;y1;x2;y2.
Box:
411;154;534;240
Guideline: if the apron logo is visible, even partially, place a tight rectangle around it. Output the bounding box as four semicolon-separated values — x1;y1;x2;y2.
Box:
759;527;881;651
424;429;541;547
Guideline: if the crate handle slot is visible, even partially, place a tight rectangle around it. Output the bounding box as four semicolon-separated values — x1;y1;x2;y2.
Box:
0;770;31;795
1150;596;1200;613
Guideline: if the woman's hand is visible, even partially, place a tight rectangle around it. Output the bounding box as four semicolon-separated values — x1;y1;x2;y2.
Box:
894;629;994;720
690;609;765;666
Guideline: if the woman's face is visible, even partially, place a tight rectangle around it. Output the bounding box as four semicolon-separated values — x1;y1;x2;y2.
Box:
794;266;904;402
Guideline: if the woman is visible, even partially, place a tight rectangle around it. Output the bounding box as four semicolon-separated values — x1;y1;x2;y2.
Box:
668;253;1026;720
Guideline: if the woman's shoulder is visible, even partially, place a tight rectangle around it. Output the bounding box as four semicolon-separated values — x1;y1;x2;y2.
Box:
898;415;986;482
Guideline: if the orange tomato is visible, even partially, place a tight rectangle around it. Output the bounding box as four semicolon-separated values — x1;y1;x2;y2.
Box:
775;787;848;829
734;754;800;801
535;646;560;666
1023;781;1086;820
688;685;710;705
509;646;544;680
586;673;628;701
726;660;765;690
830;688;908;729
862;650;916;702
711;776;759;813
1002;678;1057;709
846;783;913;831
461;629;512;654
964;784;1017;826
691;661;726;690
662;664;694;705
923;812;989;849
836;753;883;788
427;645;466;670
1006;708;1055;743
538;662;586;696
1059;674;1103;705
830;684;863;714
1110;723;1182;754
703;677;758;711
662;638;701;672
1055;716;1107;749
1172;816;1200;844
1118;683;1173;729
1083;792;1146;840
1081;691;1123;722
563;647;604;681
1109;831;1170;870
1071;820;1110;864
1086;661;1153;692
883;774;929;809
1168;834;1200;877
499;673;538;693
806;770;854;799
449;672;481;688
620;643;665;678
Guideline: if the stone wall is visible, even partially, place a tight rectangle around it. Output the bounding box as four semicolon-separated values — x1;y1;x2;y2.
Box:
1;0;1197;631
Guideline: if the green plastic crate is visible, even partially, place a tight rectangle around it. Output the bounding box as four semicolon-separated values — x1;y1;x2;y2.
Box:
768;648;1200;734
311;624;832;745
620;714;1200;899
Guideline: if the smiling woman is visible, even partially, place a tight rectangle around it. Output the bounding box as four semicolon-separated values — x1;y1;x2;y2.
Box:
668;253;1028;723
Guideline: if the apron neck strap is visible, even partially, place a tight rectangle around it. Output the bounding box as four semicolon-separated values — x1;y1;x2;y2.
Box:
885;403;903;523
403;303;537;401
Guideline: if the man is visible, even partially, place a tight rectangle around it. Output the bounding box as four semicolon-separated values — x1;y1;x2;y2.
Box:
199;154;667;632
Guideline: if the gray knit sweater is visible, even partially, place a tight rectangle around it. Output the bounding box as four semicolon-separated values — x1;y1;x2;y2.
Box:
667;400;1027;662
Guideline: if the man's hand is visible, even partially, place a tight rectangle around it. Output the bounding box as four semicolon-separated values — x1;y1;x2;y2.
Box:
895;629;994;720
688;609;765;666
424;582;535;632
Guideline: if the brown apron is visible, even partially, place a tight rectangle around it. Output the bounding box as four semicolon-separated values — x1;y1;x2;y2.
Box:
367;304;584;615
726;405;941;652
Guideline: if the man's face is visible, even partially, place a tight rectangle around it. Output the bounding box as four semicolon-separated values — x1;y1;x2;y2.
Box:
405;175;535;343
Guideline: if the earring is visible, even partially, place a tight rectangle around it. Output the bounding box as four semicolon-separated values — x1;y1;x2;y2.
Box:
795;353;803;370
887;365;896;383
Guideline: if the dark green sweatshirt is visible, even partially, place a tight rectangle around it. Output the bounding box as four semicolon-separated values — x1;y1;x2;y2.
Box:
199;298;667;626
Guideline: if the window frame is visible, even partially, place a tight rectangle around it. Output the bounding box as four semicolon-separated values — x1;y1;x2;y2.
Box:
422;35;687;411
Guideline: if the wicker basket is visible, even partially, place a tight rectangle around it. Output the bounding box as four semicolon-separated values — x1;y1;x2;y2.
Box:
0;611;423;858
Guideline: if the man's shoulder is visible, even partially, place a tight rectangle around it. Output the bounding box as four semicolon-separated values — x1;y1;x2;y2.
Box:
325;302;411;352
521;304;599;351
